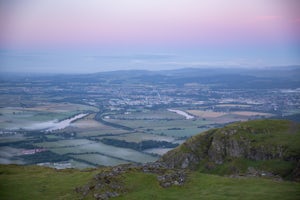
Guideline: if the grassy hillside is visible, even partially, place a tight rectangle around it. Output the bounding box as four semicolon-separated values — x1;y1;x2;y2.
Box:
118;171;300;200
0;165;107;200
1;165;299;200
160;119;300;180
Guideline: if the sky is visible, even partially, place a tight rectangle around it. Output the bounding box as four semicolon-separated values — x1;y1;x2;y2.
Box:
0;0;300;73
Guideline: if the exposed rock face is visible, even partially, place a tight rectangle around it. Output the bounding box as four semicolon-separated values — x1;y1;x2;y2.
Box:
141;162;187;188
160;151;200;169
76;163;187;200
76;120;299;200
291;160;300;182
75;165;129;200
159;120;300;180
157;170;185;188
206;130;288;164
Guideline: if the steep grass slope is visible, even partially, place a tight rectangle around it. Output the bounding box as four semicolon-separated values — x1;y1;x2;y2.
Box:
0;165;102;200
1;165;299;200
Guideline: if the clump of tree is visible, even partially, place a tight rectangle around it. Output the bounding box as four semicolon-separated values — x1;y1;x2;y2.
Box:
19;151;70;164
100;138;178;151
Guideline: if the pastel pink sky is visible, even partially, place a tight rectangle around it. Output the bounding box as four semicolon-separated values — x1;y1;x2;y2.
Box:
0;0;299;73
1;0;299;48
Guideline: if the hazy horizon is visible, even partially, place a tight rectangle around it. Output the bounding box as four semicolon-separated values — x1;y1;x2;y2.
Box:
1;0;300;74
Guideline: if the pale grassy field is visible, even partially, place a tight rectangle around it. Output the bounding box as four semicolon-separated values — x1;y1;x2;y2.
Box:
187;110;274;118
105;118;211;137
150;127;206;137
24;102;98;113
0;134;25;144
187;110;227;118
36;139;158;164
143;148;174;155
231;111;274;117
0;147;24;165
106;118;208;130
68;114;127;137
103;132;175;143
71;154;129;166
215;104;252;108
112;110;183;120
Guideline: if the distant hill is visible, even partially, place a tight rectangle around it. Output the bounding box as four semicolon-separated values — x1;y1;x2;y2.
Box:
160;119;300;180
2;66;300;89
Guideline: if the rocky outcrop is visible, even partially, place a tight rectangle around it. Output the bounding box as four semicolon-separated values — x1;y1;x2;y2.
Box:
141;162;186;188
76;163;187;200
206;130;289;164
159;120;300;180
75;165;131;200
291;160;300;182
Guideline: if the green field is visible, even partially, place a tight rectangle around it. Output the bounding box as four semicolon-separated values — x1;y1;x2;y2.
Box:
103;132;174;143
36;139;158;164
0;134;25;144
0;147;24;165
0;165;299;200
117;171;300;200
71;154;129;166
111;110;184;120
105;118;212;137
69;114;127;137
0;165;100;200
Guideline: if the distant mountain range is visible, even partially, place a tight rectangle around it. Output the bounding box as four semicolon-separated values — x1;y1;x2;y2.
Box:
1;66;300;89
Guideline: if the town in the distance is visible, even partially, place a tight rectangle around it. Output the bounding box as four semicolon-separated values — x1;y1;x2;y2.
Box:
0;67;299;169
